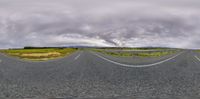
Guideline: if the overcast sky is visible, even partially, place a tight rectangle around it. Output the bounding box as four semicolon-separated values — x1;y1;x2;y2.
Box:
0;0;200;49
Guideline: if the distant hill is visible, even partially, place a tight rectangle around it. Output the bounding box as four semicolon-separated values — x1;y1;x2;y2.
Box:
22;46;176;49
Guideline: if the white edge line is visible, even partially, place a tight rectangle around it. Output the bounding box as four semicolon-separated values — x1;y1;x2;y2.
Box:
194;55;200;62
0;59;1;63
92;51;184;68
74;54;81;60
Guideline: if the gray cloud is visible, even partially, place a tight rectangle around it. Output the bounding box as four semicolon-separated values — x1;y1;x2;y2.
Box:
0;0;200;49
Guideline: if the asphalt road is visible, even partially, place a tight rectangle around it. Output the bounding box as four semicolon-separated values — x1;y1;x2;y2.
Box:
0;50;200;99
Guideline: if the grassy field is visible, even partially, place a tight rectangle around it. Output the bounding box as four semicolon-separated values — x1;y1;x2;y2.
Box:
0;48;77;61
94;49;177;57
92;47;176;51
196;50;200;52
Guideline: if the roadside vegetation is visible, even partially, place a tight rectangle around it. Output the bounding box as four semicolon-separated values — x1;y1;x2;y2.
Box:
1;48;77;61
196;50;200;52
92;47;176;51
94;49;177;57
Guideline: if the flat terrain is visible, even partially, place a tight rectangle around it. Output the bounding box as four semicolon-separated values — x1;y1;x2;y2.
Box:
0;48;200;99
0;48;77;61
94;48;178;57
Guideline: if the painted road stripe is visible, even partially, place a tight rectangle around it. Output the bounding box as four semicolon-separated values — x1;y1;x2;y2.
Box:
92;52;184;68
0;59;2;63
194;56;200;62
74;54;81;60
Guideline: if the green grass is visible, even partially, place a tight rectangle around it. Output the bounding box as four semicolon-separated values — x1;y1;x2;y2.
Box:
132;51;175;57
1;48;77;61
196;50;200;52
91;47;175;51
94;49;176;57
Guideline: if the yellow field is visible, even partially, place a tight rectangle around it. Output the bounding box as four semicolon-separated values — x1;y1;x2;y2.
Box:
0;48;77;61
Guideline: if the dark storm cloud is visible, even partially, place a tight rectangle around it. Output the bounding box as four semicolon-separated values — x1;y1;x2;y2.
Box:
0;0;200;48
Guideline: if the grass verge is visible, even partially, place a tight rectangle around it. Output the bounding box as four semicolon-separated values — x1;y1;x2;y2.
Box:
0;48;77;61
94;49;177;57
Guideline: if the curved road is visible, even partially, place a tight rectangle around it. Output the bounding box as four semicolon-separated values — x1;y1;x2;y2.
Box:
0;50;200;99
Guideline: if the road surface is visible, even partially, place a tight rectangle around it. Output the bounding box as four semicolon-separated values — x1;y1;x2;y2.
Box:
0;50;200;99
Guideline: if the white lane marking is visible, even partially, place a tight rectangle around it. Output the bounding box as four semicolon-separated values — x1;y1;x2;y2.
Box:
74;54;81;60
0;59;1;63
194;56;200;62
92;52;184;68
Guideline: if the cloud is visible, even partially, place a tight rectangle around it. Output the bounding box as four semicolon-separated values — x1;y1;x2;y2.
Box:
0;0;200;49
